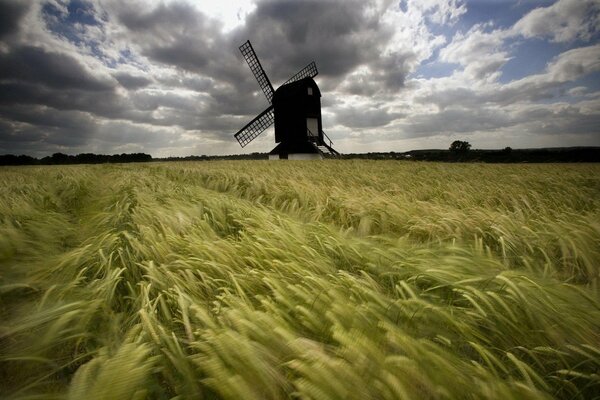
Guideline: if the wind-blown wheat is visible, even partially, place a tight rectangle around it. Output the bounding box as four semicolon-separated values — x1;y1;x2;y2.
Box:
1;161;599;399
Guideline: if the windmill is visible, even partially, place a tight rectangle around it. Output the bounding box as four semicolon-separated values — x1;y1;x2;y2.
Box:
234;40;338;160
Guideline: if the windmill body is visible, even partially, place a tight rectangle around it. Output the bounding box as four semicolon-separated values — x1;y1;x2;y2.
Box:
234;41;338;159
271;77;323;159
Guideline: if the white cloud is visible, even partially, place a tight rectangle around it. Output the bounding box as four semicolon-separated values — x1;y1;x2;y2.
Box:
512;0;600;42
439;24;510;82
191;0;256;32
488;44;600;104
407;0;467;25
545;44;600;82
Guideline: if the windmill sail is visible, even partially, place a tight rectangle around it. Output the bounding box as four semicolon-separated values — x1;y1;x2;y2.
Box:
234;105;274;147
282;61;318;86
239;41;274;104
233;40;336;157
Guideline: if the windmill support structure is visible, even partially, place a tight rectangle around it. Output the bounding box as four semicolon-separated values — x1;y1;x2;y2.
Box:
234;40;339;159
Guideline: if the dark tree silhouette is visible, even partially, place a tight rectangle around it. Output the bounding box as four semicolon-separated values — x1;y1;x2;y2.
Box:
449;140;471;153
49;152;72;164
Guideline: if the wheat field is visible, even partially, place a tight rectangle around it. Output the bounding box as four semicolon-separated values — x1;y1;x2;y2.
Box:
1;160;599;399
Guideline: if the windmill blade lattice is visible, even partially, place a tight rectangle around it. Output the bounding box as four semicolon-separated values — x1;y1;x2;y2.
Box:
234;105;274;147
282;61;318;86
239;41;275;104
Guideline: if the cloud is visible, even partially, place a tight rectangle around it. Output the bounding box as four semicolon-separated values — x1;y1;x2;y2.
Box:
0;45;115;90
113;1;245;83
439;24;510;81
402;40;600;144
0;105;99;153
0;0;469;154
416;44;600;110
512;0;600;43
394;99;600;142
406;0;466;25
0;0;599;157
401;107;516;137
544;44;600;82
488;44;600;104
334;105;404;129
239;0;397;81
516;103;600;136
113;72;153;89
0;0;29;39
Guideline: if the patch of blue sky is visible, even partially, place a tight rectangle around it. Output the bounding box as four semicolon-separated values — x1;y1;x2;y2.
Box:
42;1;109;63
42;1;98;45
459;0;554;31
42;0;101;30
426;19;457;42
412;60;459;79
413;17;462;79
398;0;407;13
117;48;148;71
65;0;100;26
499;37;567;83
119;49;134;64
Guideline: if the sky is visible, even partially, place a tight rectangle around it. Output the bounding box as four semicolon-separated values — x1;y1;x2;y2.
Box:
0;0;599;157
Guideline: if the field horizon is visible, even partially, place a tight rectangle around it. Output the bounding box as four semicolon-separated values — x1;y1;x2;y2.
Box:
1;144;600;165
1;160;599;399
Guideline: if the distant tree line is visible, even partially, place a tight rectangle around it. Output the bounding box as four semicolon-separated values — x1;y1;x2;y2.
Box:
156;152;267;162
340;147;600;163
0;151;269;166
1;147;599;166
0;152;152;165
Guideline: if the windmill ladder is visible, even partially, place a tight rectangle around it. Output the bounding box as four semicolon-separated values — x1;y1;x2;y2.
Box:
308;129;339;157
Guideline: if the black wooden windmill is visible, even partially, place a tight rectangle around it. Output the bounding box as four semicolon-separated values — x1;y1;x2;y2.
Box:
234;40;338;160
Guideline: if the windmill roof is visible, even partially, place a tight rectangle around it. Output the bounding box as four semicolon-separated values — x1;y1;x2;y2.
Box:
274;77;321;99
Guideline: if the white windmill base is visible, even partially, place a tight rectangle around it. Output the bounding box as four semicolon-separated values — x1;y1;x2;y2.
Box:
268;153;323;160
268;141;325;160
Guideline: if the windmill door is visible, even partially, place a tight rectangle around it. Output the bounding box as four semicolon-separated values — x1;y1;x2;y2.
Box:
307;118;318;140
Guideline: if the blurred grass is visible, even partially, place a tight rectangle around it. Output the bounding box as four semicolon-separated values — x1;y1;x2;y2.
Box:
0;161;599;399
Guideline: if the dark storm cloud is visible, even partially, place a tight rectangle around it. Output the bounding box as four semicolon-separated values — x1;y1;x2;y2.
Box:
338;51;417;97
0;0;416;154
0;118;47;144
81;0;416;139
0;45;114;91
114;0;406;92
374;51;418;90
129;90;199;113
117;1;199;32
1;0;594;157
0;81;123;118
179;75;213;92
110;0;263;122
0;106;98;151
239;0;397;83
0;43;164;129
0;104;96;132
115;1;247;83
334;106;404;128
220;0;415;130
113;72;153;89
0;0;28;39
